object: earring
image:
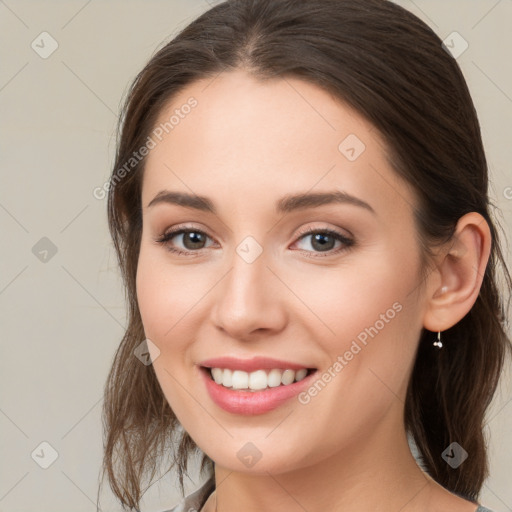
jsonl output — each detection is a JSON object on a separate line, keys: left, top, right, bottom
{"left": 433, "top": 331, "right": 443, "bottom": 349}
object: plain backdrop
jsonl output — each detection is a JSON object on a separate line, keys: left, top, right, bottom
{"left": 0, "top": 1, "right": 511, "bottom": 511}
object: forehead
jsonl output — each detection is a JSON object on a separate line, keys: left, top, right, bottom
{"left": 141, "top": 69, "right": 415, "bottom": 223}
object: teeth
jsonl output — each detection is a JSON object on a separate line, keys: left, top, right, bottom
{"left": 209, "top": 367, "right": 309, "bottom": 391}
{"left": 268, "top": 368, "right": 283, "bottom": 387}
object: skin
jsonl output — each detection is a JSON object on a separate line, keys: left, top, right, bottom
{"left": 136, "top": 69, "right": 491, "bottom": 512}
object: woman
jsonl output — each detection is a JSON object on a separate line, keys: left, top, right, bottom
{"left": 100, "top": 1, "right": 511, "bottom": 511}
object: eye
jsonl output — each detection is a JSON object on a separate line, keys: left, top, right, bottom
{"left": 291, "top": 226, "right": 354, "bottom": 257}
{"left": 155, "top": 226, "right": 215, "bottom": 256}
{"left": 154, "top": 224, "right": 355, "bottom": 257}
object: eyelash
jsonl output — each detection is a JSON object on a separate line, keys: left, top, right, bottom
{"left": 154, "top": 224, "right": 355, "bottom": 258}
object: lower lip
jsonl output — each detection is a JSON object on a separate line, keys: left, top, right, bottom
{"left": 199, "top": 367, "right": 317, "bottom": 415}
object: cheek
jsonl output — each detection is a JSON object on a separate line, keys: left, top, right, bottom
{"left": 135, "top": 246, "right": 213, "bottom": 351}
{"left": 295, "top": 245, "right": 422, "bottom": 394}
{"left": 135, "top": 249, "right": 201, "bottom": 417}
{"left": 136, "top": 247, "right": 180, "bottom": 345}
{"left": 294, "top": 249, "right": 417, "bottom": 343}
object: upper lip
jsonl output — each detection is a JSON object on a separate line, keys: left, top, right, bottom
{"left": 198, "top": 356, "right": 315, "bottom": 372}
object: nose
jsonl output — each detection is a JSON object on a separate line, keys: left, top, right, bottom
{"left": 210, "top": 248, "right": 288, "bottom": 340}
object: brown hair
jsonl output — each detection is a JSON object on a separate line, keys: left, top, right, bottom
{"left": 100, "top": 0, "right": 512, "bottom": 509}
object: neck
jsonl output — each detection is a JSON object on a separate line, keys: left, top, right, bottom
{"left": 209, "top": 406, "right": 435, "bottom": 512}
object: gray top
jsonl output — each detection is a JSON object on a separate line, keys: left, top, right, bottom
{"left": 161, "top": 477, "right": 215, "bottom": 512}
{"left": 160, "top": 477, "right": 496, "bottom": 512}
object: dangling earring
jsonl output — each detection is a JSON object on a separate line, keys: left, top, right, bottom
{"left": 433, "top": 331, "right": 443, "bottom": 349}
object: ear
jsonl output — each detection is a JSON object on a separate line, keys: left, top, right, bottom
{"left": 423, "top": 212, "right": 492, "bottom": 331}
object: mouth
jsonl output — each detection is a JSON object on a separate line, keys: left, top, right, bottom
{"left": 198, "top": 363, "right": 319, "bottom": 415}
{"left": 200, "top": 366, "right": 317, "bottom": 392}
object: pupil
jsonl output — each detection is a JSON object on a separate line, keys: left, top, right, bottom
{"left": 185, "top": 232, "right": 205, "bottom": 249}
{"left": 312, "top": 233, "right": 334, "bottom": 251}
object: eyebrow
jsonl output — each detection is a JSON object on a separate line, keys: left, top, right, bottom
{"left": 147, "top": 190, "right": 376, "bottom": 215}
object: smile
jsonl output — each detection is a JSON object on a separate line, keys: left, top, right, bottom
{"left": 199, "top": 365, "right": 318, "bottom": 415}
{"left": 208, "top": 367, "right": 314, "bottom": 391}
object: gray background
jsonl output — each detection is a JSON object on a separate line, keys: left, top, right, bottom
{"left": 0, "top": 1, "right": 511, "bottom": 511}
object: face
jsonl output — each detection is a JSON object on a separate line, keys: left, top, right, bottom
{"left": 136, "top": 69, "right": 428, "bottom": 474}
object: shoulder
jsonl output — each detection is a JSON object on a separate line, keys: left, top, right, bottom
{"left": 159, "top": 476, "right": 216, "bottom": 512}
